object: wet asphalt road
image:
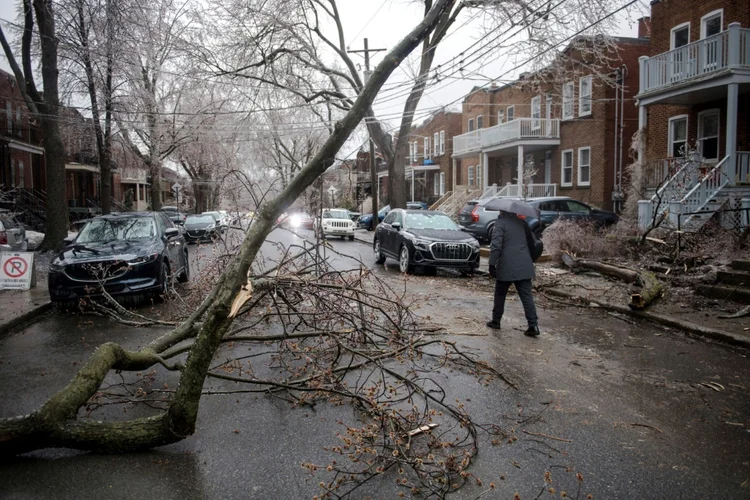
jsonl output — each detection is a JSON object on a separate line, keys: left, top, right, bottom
{"left": 1, "top": 226, "right": 749, "bottom": 499}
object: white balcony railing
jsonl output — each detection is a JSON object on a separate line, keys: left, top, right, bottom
{"left": 452, "top": 118, "right": 560, "bottom": 156}
{"left": 640, "top": 23, "right": 750, "bottom": 94}
{"left": 453, "top": 129, "right": 481, "bottom": 156}
{"left": 481, "top": 118, "right": 560, "bottom": 150}
{"left": 481, "top": 182, "right": 557, "bottom": 200}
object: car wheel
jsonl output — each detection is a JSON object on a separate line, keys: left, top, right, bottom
{"left": 373, "top": 239, "right": 386, "bottom": 264}
{"left": 534, "top": 228, "right": 543, "bottom": 240}
{"left": 177, "top": 250, "right": 190, "bottom": 283}
{"left": 159, "top": 262, "right": 172, "bottom": 299}
{"left": 486, "top": 224, "right": 494, "bottom": 243}
{"left": 399, "top": 245, "right": 413, "bottom": 274}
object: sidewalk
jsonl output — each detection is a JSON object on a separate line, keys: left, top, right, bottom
{"left": 0, "top": 254, "right": 52, "bottom": 336}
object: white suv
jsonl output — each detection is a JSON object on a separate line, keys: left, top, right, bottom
{"left": 316, "top": 208, "right": 355, "bottom": 240}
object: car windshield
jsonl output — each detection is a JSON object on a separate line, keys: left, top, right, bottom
{"left": 76, "top": 217, "right": 155, "bottom": 243}
{"left": 405, "top": 212, "right": 458, "bottom": 230}
{"left": 323, "top": 210, "right": 349, "bottom": 219}
{"left": 379, "top": 205, "right": 390, "bottom": 215}
{"left": 186, "top": 215, "right": 215, "bottom": 224}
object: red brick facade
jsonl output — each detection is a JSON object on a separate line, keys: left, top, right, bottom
{"left": 642, "top": 1, "right": 750, "bottom": 169}
{"left": 455, "top": 37, "right": 649, "bottom": 210}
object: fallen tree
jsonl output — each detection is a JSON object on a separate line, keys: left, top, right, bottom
{"left": 0, "top": 0, "right": 460, "bottom": 458}
{"left": 561, "top": 253, "right": 663, "bottom": 310}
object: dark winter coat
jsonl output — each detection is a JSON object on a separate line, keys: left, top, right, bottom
{"left": 489, "top": 212, "right": 535, "bottom": 282}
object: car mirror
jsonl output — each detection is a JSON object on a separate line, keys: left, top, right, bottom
{"left": 63, "top": 236, "right": 74, "bottom": 245}
{"left": 165, "top": 228, "right": 179, "bottom": 239}
{"left": 391, "top": 222, "right": 401, "bottom": 231}
{"left": 458, "top": 226, "right": 466, "bottom": 231}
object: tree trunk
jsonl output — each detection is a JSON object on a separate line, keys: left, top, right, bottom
{"left": 34, "top": 0, "right": 70, "bottom": 250}
{"left": 149, "top": 164, "right": 162, "bottom": 211}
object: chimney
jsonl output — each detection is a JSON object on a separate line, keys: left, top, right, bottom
{"left": 490, "top": 81, "right": 497, "bottom": 89}
{"left": 638, "top": 17, "right": 651, "bottom": 38}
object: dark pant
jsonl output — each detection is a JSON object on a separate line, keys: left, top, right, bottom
{"left": 492, "top": 279, "right": 538, "bottom": 328}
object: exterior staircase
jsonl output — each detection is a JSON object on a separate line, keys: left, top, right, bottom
{"left": 698, "top": 260, "right": 750, "bottom": 304}
{"left": 432, "top": 186, "right": 483, "bottom": 218}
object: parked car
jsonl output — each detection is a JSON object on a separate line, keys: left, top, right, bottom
{"left": 458, "top": 196, "right": 619, "bottom": 241}
{"left": 0, "top": 210, "right": 27, "bottom": 251}
{"left": 48, "top": 212, "right": 189, "bottom": 304}
{"left": 184, "top": 214, "right": 221, "bottom": 243}
{"left": 373, "top": 209, "right": 480, "bottom": 275}
{"left": 288, "top": 212, "right": 314, "bottom": 230}
{"left": 161, "top": 206, "right": 179, "bottom": 213}
{"left": 345, "top": 210, "right": 361, "bottom": 222}
{"left": 316, "top": 208, "right": 355, "bottom": 240}
{"left": 358, "top": 205, "right": 390, "bottom": 230}
{"left": 202, "top": 211, "right": 228, "bottom": 232}
{"left": 407, "top": 201, "right": 428, "bottom": 210}
{"left": 167, "top": 212, "right": 187, "bottom": 226}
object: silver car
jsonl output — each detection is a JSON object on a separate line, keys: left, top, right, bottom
{"left": 0, "top": 212, "right": 27, "bottom": 251}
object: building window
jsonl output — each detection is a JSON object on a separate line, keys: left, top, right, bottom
{"left": 439, "top": 130, "right": 445, "bottom": 154}
{"left": 6, "top": 102, "right": 12, "bottom": 133}
{"left": 577, "top": 147, "right": 590, "bottom": 186}
{"left": 409, "top": 142, "right": 414, "bottom": 163}
{"left": 18, "top": 161, "right": 24, "bottom": 188}
{"left": 700, "top": 10, "right": 722, "bottom": 39}
{"left": 477, "top": 115, "right": 483, "bottom": 129}
{"left": 545, "top": 93, "right": 552, "bottom": 120}
{"left": 670, "top": 22, "right": 690, "bottom": 50}
{"left": 562, "top": 82, "right": 574, "bottom": 120}
{"left": 439, "top": 172, "right": 445, "bottom": 195}
{"left": 433, "top": 132, "right": 439, "bottom": 156}
{"left": 531, "top": 96, "right": 541, "bottom": 130}
{"left": 424, "top": 137, "right": 430, "bottom": 160}
{"left": 476, "top": 164, "right": 482, "bottom": 188}
{"left": 698, "top": 109, "right": 720, "bottom": 162}
{"left": 434, "top": 173, "right": 440, "bottom": 195}
{"left": 468, "top": 165, "right": 475, "bottom": 186}
{"left": 413, "top": 141, "right": 418, "bottom": 161}
{"left": 498, "top": 109, "right": 505, "bottom": 125}
{"left": 507, "top": 106, "right": 515, "bottom": 122}
{"left": 15, "top": 107, "right": 21, "bottom": 137}
{"left": 668, "top": 115, "right": 688, "bottom": 158}
{"left": 579, "top": 76, "right": 592, "bottom": 117}
{"left": 561, "top": 149, "right": 573, "bottom": 187}
{"left": 468, "top": 118, "right": 474, "bottom": 132}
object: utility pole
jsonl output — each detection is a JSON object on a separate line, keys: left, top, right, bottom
{"left": 349, "top": 38, "right": 386, "bottom": 231}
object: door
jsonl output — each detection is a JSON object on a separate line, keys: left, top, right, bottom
{"left": 701, "top": 10, "right": 723, "bottom": 72}
{"left": 380, "top": 211, "right": 397, "bottom": 256}
{"left": 544, "top": 151, "right": 552, "bottom": 185}
{"left": 159, "top": 214, "right": 180, "bottom": 269}
{"left": 698, "top": 110, "right": 720, "bottom": 163}
{"left": 387, "top": 210, "right": 405, "bottom": 255}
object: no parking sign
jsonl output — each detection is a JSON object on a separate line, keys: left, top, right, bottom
{"left": 0, "top": 252, "right": 34, "bottom": 290}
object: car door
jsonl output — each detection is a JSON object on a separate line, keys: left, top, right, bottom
{"left": 389, "top": 210, "right": 405, "bottom": 254}
{"left": 379, "top": 211, "right": 397, "bottom": 256}
{"left": 562, "top": 200, "right": 592, "bottom": 222}
{"left": 535, "top": 202, "right": 558, "bottom": 230}
{"left": 158, "top": 214, "right": 181, "bottom": 268}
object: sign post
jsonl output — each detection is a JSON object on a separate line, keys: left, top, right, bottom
{"left": 0, "top": 252, "right": 35, "bottom": 290}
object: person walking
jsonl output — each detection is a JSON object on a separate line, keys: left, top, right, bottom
{"left": 486, "top": 209, "right": 540, "bottom": 336}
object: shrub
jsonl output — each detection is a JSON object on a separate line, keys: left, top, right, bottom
{"left": 542, "top": 219, "right": 623, "bottom": 261}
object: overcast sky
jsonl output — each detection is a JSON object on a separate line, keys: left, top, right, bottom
{"left": 0, "top": 0, "right": 644, "bottom": 136}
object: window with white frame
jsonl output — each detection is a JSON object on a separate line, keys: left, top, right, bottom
{"left": 545, "top": 93, "right": 552, "bottom": 120}
{"left": 439, "top": 130, "right": 445, "bottom": 154}
{"left": 531, "top": 96, "right": 541, "bottom": 130}
{"left": 433, "top": 133, "right": 439, "bottom": 156}
{"left": 701, "top": 9, "right": 722, "bottom": 38}
{"left": 561, "top": 149, "right": 573, "bottom": 187}
{"left": 409, "top": 142, "right": 414, "bottom": 163}
{"left": 698, "top": 109, "right": 720, "bottom": 162}
{"left": 579, "top": 76, "right": 592, "bottom": 116}
{"left": 475, "top": 164, "right": 482, "bottom": 188}
{"left": 668, "top": 115, "right": 688, "bottom": 158}
{"left": 577, "top": 147, "right": 591, "bottom": 186}
{"left": 439, "top": 172, "right": 445, "bottom": 195}
{"left": 477, "top": 115, "right": 483, "bottom": 129}
{"left": 467, "top": 165, "right": 475, "bottom": 186}
{"left": 18, "top": 161, "right": 24, "bottom": 188}
{"left": 670, "top": 22, "right": 690, "bottom": 49}
{"left": 562, "top": 82, "right": 574, "bottom": 120}
{"left": 498, "top": 109, "right": 505, "bottom": 124}
{"left": 433, "top": 173, "right": 440, "bottom": 195}
{"left": 507, "top": 106, "right": 515, "bottom": 122}
{"left": 413, "top": 141, "right": 418, "bottom": 161}
{"left": 468, "top": 118, "right": 474, "bottom": 132}
{"left": 424, "top": 137, "right": 430, "bottom": 160}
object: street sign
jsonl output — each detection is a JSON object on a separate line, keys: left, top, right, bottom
{"left": 327, "top": 186, "right": 338, "bottom": 195}
{"left": 0, "top": 252, "right": 34, "bottom": 290}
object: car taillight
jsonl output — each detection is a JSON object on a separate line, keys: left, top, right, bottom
{"left": 0, "top": 231, "right": 6, "bottom": 244}
{"left": 517, "top": 215, "right": 526, "bottom": 220}
{"left": 470, "top": 205, "right": 479, "bottom": 223}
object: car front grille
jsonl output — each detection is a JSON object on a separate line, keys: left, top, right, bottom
{"left": 430, "top": 242, "right": 472, "bottom": 261}
{"left": 328, "top": 221, "right": 350, "bottom": 228}
{"left": 188, "top": 230, "right": 206, "bottom": 237}
{"left": 65, "top": 260, "right": 130, "bottom": 281}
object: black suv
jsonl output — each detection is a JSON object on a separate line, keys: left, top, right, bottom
{"left": 49, "top": 212, "right": 189, "bottom": 304}
{"left": 373, "top": 209, "right": 480, "bottom": 275}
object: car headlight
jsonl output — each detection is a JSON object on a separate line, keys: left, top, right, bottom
{"left": 467, "top": 239, "right": 480, "bottom": 248}
{"left": 50, "top": 261, "right": 65, "bottom": 272}
{"left": 130, "top": 253, "right": 159, "bottom": 265}
{"left": 413, "top": 239, "right": 431, "bottom": 249}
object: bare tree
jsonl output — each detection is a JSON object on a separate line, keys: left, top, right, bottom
{"left": 0, "top": 0, "right": 460, "bottom": 460}
{"left": 0, "top": 0, "right": 70, "bottom": 249}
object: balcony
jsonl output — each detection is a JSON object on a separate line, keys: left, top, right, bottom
{"left": 638, "top": 23, "right": 750, "bottom": 104}
{"left": 453, "top": 118, "right": 560, "bottom": 157}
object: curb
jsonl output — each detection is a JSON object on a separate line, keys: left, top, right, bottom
{"left": 543, "top": 288, "right": 750, "bottom": 349}
{"left": 0, "top": 301, "right": 53, "bottom": 337}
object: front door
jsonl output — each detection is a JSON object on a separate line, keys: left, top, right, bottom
{"left": 544, "top": 151, "right": 552, "bottom": 185}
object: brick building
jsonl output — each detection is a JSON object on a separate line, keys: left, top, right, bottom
{"left": 448, "top": 32, "right": 650, "bottom": 212}
{"left": 0, "top": 69, "right": 45, "bottom": 195}
{"left": 635, "top": 0, "right": 750, "bottom": 229}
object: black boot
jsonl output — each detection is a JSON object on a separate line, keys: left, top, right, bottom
{"left": 524, "top": 326, "right": 540, "bottom": 337}
{"left": 486, "top": 320, "right": 501, "bottom": 330}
